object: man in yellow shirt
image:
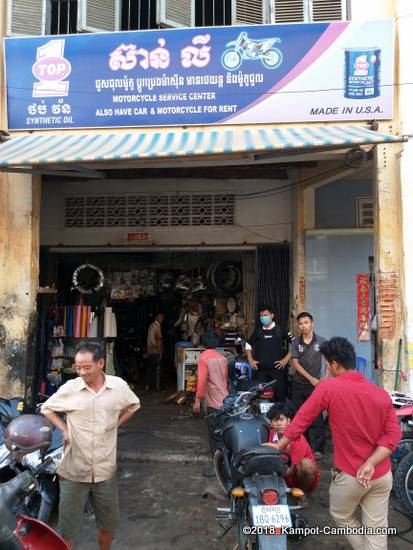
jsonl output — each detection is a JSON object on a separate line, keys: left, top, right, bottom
{"left": 41, "top": 342, "right": 140, "bottom": 550}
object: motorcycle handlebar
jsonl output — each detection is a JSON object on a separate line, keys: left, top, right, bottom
{"left": 208, "top": 379, "right": 278, "bottom": 418}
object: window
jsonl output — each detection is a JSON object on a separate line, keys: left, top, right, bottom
{"left": 64, "top": 193, "right": 236, "bottom": 228}
{"left": 195, "top": 0, "right": 232, "bottom": 27}
{"left": 121, "top": 0, "right": 157, "bottom": 30}
{"left": 356, "top": 197, "right": 374, "bottom": 228}
{"left": 50, "top": 0, "right": 78, "bottom": 35}
{"left": 273, "top": 0, "right": 347, "bottom": 23}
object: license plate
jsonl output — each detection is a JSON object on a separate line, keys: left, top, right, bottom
{"left": 252, "top": 505, "right": 292, "bottom": 528}
{"left": 259, "top": 401, "right": 273, "bottom": 414}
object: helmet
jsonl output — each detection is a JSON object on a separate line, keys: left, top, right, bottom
{"left": 4, "top": 414, "right": 53, "bottom": 455}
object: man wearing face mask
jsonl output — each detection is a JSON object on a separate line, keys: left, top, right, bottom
{"left": 245, "top": 305, "right": 291, "bottom": 402}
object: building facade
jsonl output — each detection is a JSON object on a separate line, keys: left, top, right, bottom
{"left": 0, "top": 0, "right": 411, "bottom": 398}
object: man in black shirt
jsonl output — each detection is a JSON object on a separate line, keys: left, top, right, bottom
{"left": 290, "top": 311, "right": 326, "bottom": 457}
{"left": 245, "top": 305, "right": 291, "bottom": 402}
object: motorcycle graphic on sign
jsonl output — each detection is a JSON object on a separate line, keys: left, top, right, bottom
{"left": 221, "top": 32, "right": 283, "bottom": 71}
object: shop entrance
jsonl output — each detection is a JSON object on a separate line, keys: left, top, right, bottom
{"left": 37, "top": 248, "right": 256, "bottom": 395}
{"left": 36, "top": 244, "right": 290, "bottom": 399}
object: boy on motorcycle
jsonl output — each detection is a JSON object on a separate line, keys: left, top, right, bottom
{"left": 267, "top": 403, "right": 320, "bottom": 496}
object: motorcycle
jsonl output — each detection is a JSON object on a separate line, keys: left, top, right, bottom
{"left": 389, "top": 392, "right": 413, "bottom": 518}
{"left": 389, "top": 391, "right": 413, "bottom": 468}
{"left": 0, "top": 414, "right": 68, "bottom": 550}
{"left": 221, "top": 31, "right": 282, "bottom": 71}
{"left": 0, "top": 389, "right": 63, "bottom": 523}
{"left": 229, "top": 358, "right": 277, "bottom": 415}
{"left": 0, "top": 459, "right": 68, "bottom": 549}
{"left": 213, "top": 381, "right": 308, "bottom": 549}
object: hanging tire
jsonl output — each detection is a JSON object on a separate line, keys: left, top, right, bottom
{"left": 393, "top": 451, "right": 413, "bottom": 518}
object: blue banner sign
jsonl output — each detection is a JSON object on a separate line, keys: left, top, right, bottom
{"left": 4, "top": 20, "right": 393, "bottom": 130}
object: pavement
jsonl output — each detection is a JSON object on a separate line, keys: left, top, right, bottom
{"left": 75, "top": 388, "right": 413, "bottom": 550}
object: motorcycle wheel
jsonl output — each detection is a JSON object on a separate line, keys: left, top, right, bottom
{"left": 214, "top": 450, "right": 230, "bottom": 496}
{"left": 262, "top": 48, "right": 282, "bottom": 69}
{"left": 236, "top": 498, "right": 257, "bottom": 550}
{"left": 222, "top": 50, "right": 242, "bottom": 71}
{"left": 392, "top": 436, "right": 413, "bottom": 471}
{"left": 393, "top": 451, "right": 413, "bottom": 518}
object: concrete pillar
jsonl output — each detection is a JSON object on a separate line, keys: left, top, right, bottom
{"left": 0, "top": 3, "right": 41, "bottom": 398}
{"left": 374, "top": 136, "right": 406, "bottom": 390}
{"left": 291, "top": 185, "right": 306, "bottom": 318}
{"left": 0, "top": 173, "right": 41, "bottom": 399}
{"left": 397, "top": 0, "right": 413, "bottom": 392}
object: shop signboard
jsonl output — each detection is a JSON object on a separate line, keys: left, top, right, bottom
{"left": 4, "top": 20, "right": 393, "bottom": 130}
{"left": 357, "top": 274, "right": 370, "bottom": 342}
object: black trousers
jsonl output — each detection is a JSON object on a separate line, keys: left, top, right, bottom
{"left": 206, "top": 407, "right": 224, "bottom": 455}
{"left": 292, "top": 382, "right": 325, "bottom": 453}
{"left": 145, "top": 354, "right": 160, "bottom": 388}
{"left": 251, "top": 368, "right": 287, "bottom": 402}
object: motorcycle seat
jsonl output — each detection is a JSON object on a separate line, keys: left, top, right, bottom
{"left": 232, "top": 446, "right": 289, "bottom": 477}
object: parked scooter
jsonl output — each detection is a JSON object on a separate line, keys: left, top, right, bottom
{"left": 390, "top": 392, "right": 413, "bottom": 518}
{"left": 0, "top": 385, "right": 63, "bottom": 523}
{"left": 213, "top": 381, "right": 308, "bottom": 549}
{"left": 0, "top": 415, "right": 68, "bottom": 549}
{"left": 221, "top": 31, "right": 282, "bottom": 71}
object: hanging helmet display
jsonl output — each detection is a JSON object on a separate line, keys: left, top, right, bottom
{"left": 175, "top": 274, "right": 191, "bottom": 294}
{"left": 4, "top": 414, "right": 53, "bottom": 455}
{"left": 158, "top": 272, "right": 175, "bottom": 294}
{"left": 72, "top": 264, "right": 104, "bottom": 294}
{"left": 190, "top": 275, "right": 207, "bottom": 293}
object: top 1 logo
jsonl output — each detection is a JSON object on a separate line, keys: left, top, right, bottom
{"left": 32, "top": 39, "right": 71, "bottom": 97}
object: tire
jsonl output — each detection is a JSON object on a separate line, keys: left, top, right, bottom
{"left": 222, "top": 50, "right": 242, "bottom": 71}
{"left": 236, "top": 498, "right": 258, "bottom": 550}
{"left": 393, "top": 451, "right": 413, "bottom": 518}
{"left": 392, "top": 437, "right": 413, "bottom": 470}
{"left": 261, "top": 48, "right": 282, "bottom": 69}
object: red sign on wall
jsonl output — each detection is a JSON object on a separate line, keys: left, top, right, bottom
{"left": 357, "top": 274, "right": 370, "bottom": 342}
{"left": 127, "top": 232, "right": 149, "bottom": 241}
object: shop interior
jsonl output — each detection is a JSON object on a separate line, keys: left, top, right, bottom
{"left": 36, "top": 249, "right": 257, "bottom": 397}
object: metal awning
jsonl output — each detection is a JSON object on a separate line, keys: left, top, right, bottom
{"left": 0, "top": 125, "right": 403, "bottom": 168}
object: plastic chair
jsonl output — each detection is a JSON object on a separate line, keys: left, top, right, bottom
{"left": 356, "top": 356, "right": 367, "bottom": 375}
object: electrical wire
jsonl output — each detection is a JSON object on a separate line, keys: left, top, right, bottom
{"left": 1, "top": 82, "right": 410, "bottom": 96}
{"left": 234, "top": 163, "right": 349, "bottom": 200}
